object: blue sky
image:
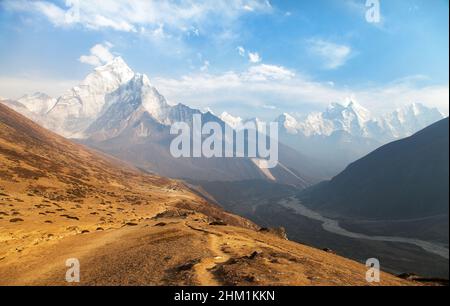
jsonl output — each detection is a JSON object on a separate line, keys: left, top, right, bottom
{"left": 0, "top": 0, "right": 448, "bottom": 119}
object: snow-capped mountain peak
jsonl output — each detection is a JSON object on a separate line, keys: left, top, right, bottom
{"left": 377, "top": 102, "right": 444, "bottom": 138}
{"left": 397, "top": 102, "right": 442, "bottom": 121}
{"left": 277, "top": 101, "right": 444, "bottom": 140}
{"left": 17, "top": 92, "right": 56, "bottom": 115}
{"left": 277, "top": 113, "right": 299, "bottom": 134}
{"left": 220, "top": 112, "right": 243, "bottom": 129}
{"left": 296, "top": 112, "right": 334, "bottom": 136}
{"left": 4, "top": 54, "right": 444, "bottom": 149}
{"left": 138, "top": 74, "right": 172, "bottom": 124}
{"left": 76, "top": 57, "right": 135, "bottom": 104}
{"left": 408, "top": 102, "right": 428, "bottom": 115}
{"left": 102, "top": 72, "right": 170, "bottom": 119}
{"left": 44, "top": 57, "right": 136, "bottom": 137}
{"left": 19, "top": 92, "right": 51, "bottom": 100}
{"left": 346, "top": 100, "right": 372, "bottom": 123}
{"left": 323, "top": 101, "right": 371, "bottom": 136}
{"left": 90, "top": 56, "right": 135, "bottom": 84}
{"left": 324, "top": 100, "right": 371, "bottom": 124}
{"left": 84, "top": 71, "right": 171, "bottom": 139}
{"left": 78, "top": 56, "right": 135, "bottom": 99}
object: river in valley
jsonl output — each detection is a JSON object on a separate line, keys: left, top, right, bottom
{"left": 279, "top": 197, "right": 449, "bottom": 260}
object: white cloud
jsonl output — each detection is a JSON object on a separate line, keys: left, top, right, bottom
{"left": 237, "top": 46, "right": 246, "bottom": 57}
{"left": 153, "top": 69, "right": 343, "bottom": 114}
{"left": 91, "top": 14, "right": 136, "bottom": 32}
{"left": 237, "top": 47, "right": 263, "bottom": 64}
{"left": 33, "top": 1, "right": 67, "bottom": 25}
{"left": 78, "top": 55, "right": 103, "bottom": 67}
{"left": 79, "top": 42, "right": 115, "bottom": 67}
{"left": 2, "top": 0, "right": 272, "bottom": 34}
{"left": 244, "top": 64, "right": 295, "bottom": 81}
{"left": 248, "top": 52, "right": 262, "bottom": 63}
{"left": 152, "top": 68, "right": 449, "bottom": 118}
{"left": 308, "top": 39, "right": 352, "bottom": 69}
{"left": 356, "top": 81, "right": 449, "bottom": 116}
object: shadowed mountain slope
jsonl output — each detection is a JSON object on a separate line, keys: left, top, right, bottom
{"left": 300, "top": 118, "right": 449, "bottom": 220}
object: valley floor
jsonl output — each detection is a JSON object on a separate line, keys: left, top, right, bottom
{"left": 279, "top": 197, "right": 449, "bottom": 260}
{"left": 193, "top": 180, "right": 449, "bottom": 279}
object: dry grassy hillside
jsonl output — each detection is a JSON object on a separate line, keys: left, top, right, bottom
{"left": 0, "top": 103, "right": 411, "bottom": 286}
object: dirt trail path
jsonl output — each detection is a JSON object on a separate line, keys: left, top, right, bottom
{"left": 193, "top": 232, "right": 230, "bottom": 286}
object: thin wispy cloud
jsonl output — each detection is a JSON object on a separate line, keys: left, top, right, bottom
{"left": 244, "top": 64, "right": 295, "bottom": 81}
{"left": 308, "top": 39, "right": 352, "bottom": 69}
{"left": 152, "top": 68, "right": 449, "bottom": 117}
{"left": 1, "top": 0, "right": 272, "bottom": 34}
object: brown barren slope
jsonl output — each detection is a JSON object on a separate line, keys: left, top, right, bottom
{"left": 0, "top": 103, "right": 411, "bottom": 286}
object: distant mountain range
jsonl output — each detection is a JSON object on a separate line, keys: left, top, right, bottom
{"left": 276, "top": 101, "right": 443, "bottom": 141}
{"left": 299, "top": 117, "right": 449, "bottom": 221}
{"left": 0, "top": 57, "right": 444, "bottom": 183}
{"left": 0, "top": 58, "right": 327, "bottom": 187}
{"left": 221, "top": 100, "right": 444, "bottom": 174}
